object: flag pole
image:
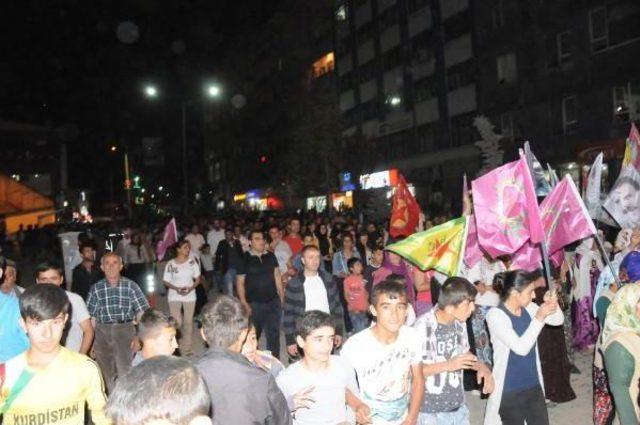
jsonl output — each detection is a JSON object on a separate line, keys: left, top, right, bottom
{"left": 594, "top": 233, "right": 622, "bottom": 287}
{"left": 539, "top": 241, "right": 554, "bottom": 290}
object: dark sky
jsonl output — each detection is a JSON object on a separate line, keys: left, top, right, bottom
{"left": 0, "top": 0, "right": 280, "bottom": 194}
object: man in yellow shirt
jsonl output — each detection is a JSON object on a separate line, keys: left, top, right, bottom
{"left": 0, "top": 284, "right": 109, "bottom": 425}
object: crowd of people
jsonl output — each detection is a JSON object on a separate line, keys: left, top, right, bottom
{"left": 1, "top": 211, "right": 640, "bottom": 425}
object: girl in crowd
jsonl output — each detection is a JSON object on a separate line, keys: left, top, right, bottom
{"left": 572, "top": 238, "right": 603, "bottom": 350}
{"left": 315, "top": 223, "right": 333, "bottom": 272}
{"left": 163, "top": 239, "right": 202, "bottom": 356}
{"left": 484, "top": 269, "right": 563, "bottom": 425}
{"left": 601, "top": 284, "right": 640, "bottom": 425}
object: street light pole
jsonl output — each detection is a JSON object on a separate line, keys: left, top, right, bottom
{"left": 181, "top": 102, "right": 189, "bottom": 212}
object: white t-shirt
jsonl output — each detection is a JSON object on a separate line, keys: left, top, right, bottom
{"left": 185, "top": 233, "right": 205, "bottom": 257}
{"left": 164, "top": 258, "right": 201, "bottom": 302}
{"left": 274, "top": 240, "right": 293, "bottom": 274}
{"left": 303, "top": 275, "right": 330, "bottom": 314}
{"left": 206, "top": 229, "right": 225, "bottom": 258}
{"left": 341, "top": 326, "right": 423, "bottom": 425}
{"left": 64, "top": 290, "right": 91, "bottom": 352}
{"left": 475, "top": 290, "right": 500, "bottom": 307}
{"left": 200, "top": 252, "right": 214, "bottom": 272}
{"left": 276, "top": 356, "right": 357, "bottom": 425}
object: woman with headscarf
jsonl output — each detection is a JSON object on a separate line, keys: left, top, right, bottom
{"left": 601, "top": 284, "right": 640, "bottom": 425}
{"left": 372, "top": 251, "right": 416, "bottom": 308}
{"left": 571, "top": 237, "right": 603, "bottom": 350}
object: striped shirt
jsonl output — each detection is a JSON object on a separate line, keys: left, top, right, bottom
{"left": 86, "top": 277, "right": 149, "bottom": 324}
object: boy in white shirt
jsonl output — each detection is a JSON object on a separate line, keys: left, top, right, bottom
{"left": 277, "top": 310, "right": 362, "bottom": 424}
{"left": 341, "top": 280, "right": 424, "bottom": 425}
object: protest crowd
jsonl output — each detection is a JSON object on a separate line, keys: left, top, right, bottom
{"left": 3, "top": 125, "right": 640, "bottom": 425}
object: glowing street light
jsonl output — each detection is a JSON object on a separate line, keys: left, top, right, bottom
{"left": 144, "top": 85, "right": 158, "bottom": 98}
{"left": 206, "top": 84, "right": 221, "bottom": 98}
{"left": 158, "top": 186, "right": 164, "bottom": 191}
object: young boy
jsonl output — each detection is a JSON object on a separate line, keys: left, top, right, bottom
{"left": 276, "top": 310, "right": 360, "bottom": 424}
{"left": 132, "top": 309, "right": 179, "bottom": 366}
{"left": 0, "top": 284, "right": 109, "bottom": 425}
{"left": 341, "top": 280, "right": 424, "bottom": 425}
{"left": 344, "top": 258, "right": 369, "bottom": 333}
{"left": 413, "top": 277, "right": 494, "bottom": 425}
{"left": 364, "top": 245, "right": 383, "bottom": 294}
{"left": 107, "top": 356, "right": 211, "bottom": 425}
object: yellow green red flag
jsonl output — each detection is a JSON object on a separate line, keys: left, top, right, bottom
{"left": 386, "top": 216, "right": 468, "bottom": 276}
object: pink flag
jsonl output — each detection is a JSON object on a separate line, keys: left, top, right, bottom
{"left": 463, "top": 215, "right": 484, "bottom": 268}
{"left": 156, "top": 218, "right": 177, "bottom": 261}
{"left": 511, "top": 241, "right": 542, "bottom": 271}
{"left": 471, "top": 154, "right": 544, "bottom": 258}
{"left": 540, "top": 175, "right": 597, "bottom": 255}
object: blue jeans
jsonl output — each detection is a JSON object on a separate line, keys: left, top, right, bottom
{"left": 250, "top": 298, "right": 282, "bottom": 359}
{"left": 223, "top": 268, "right": 237, "bottom": 296}
{"left": 349, "top": 311, "right": 369, "bottom": 333}
{"left": 418, "top": 405, "right": 469, "bottom": 425}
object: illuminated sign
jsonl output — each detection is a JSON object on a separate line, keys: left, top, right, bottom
{"left": 233, "top": 193, "right": 247, "bottom": 201}
{"left": 359, "top": 169, "right": 399, "bottom": 190}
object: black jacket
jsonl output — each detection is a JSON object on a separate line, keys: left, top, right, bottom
{"left": 214, "top": 239, "right": 243, "bottom": 274}
{"left": 283, "top": 270, "right": 345, "bottom": 345}
{"left": 195, "top": 347, "right": 291, "bottom": 425}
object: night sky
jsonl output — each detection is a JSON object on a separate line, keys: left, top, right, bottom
{"left": 0, "top": 0, "right": 280, "bottom": 196}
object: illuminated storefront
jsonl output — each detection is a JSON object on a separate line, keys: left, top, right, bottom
{"left": 359, "top": 169, "right": 399, "bottom": 190}
{"left": 331, "top": 191, "right": 354, "bottom": 210}
{"left": 306, "top": 196, "right": 328, "bottom": 212}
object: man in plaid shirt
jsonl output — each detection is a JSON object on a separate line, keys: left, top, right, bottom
{"left": 87, "top": 252, "right": 149, "bottom": 393}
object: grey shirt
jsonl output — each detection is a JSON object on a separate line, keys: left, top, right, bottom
{"left": 195, "top": 347, "right": 292, "bottom": 425}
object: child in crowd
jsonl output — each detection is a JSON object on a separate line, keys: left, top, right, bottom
{"left": 241, "top": 323, "right": 284, "bottom": 378}
{"left": 276, "top": 310, "right": 363, "bottom": 424}
{"left": 132, "top": 309, "right": 179, "bottom": 366}
{"left": 344, "top": 258, "right": 370, "bottom": 333}
{"left": 341, "top": 280, "right": 424, "bottom": 425}
{"left": 200, "top": 244, "right": 215, "bottom": 293}
{"left": 0, "top": 284, "right": 109, "bottom": 425}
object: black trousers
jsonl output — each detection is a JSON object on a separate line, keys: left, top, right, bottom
{"left": 499, "top": 386, "right": 549, "bottom": 425}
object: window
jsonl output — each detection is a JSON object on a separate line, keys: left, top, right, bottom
{"left": 357, "top": 22, "right": 375, "bottom": 44}
{"left": 379, "top": 6, "right": 398, "bottom": 31}
{"left": 311, "top": 52, "right": 335, "bottom": 79}
{"left": 589, "top": 7, "right": 608, "bottom": 51}
{"left": 383, "top": 47, "right": 403, "bottom": 70}
{"left": 384, "top": 94, "right": 403, "bottom": 111}
{"left": 361, "top": 99, "right": 380, "bottom": 121}
{"left": 546, "top": 32, "right": 572, "bottom": 68}
{"left": 358, "top": 60, "right": 377, "bottom": 83}
{"left": 408, "top": 0, "right": 429, "bottom": 14}
{"left": 498, "top": 113, "right": 513, "bottom": 136}
{"left": 492, "top": 1, "right": 504, "bottom": 28}
{"left": 335, "top": 4, "right": 348, "bottom": 22}
{"left": 340, "top": 72, "right": 355, "bottom": 91}
{"left": 444, "top": 10, "right": 470, "bottom": 41}
{"left": 589, "top": 2, "right": 640, "bottom": 52}
{"left": 411, "top": 31, "right": 433, "bottom": 65}
{"left": 450, "top": 117, "right": 473, "bottom": 147}
{"left": 562, "top": 95, "right": 578, "bottom": 134}
{"left": 414, "top": 76, "right": 436, "bottom": 102}
{"left": 496, "top": 52, "right": 517, "bottom": 84}
{"left": 447, "top": 64, "right": 475, "bottom": 90}
{"left": 416, "top": 124, "right": 436, "bottom": 153}
{"left": 613, "top": 82, "right": 640, "bottom": 122}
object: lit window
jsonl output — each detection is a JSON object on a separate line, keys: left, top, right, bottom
{"left": 613, "top": 82, "right": 640, "bottom": 122}
{"left": 336, "top": 4, "right": 347, "bottom": 22}
{"left": 311, "top": 52, "right": 335, "bottom": 79}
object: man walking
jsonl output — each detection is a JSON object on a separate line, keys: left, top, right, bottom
{"left": 236, "top": 230, "right": 284, "bottom": 358}
{"left": 283, "top": 245, "right": 344, "bottom": 357}
{"left": 86, "top": 252, "right": 149, "bottom": 393}
{"left": 71, "top": 241, "right": 103, "bottom": 300}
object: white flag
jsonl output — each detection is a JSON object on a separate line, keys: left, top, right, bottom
{"left": 585, "top": 153, "right": 603, "bottom": 219}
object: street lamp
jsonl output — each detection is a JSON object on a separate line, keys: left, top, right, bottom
{"left": 206, "top": 84, "right": 221, "bottom": 98}
{"left": 144, "top": 85, "right": 158, "bottom": 98}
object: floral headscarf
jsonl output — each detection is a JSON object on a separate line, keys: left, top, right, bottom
{"left": 602, "top": 284, "right": 640, "bottom": 348}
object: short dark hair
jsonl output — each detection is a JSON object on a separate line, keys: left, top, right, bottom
{"left": 35, "top": 261, "right": 64, "bottom": 277}
{"left": 296, "top": 310, "right": 335, "bottom": 340}
{"left": 106, "top": 356, "right": 210, "bottom": 425}
{"left": 19, "top": 284, "right": 70, "bottom": 320}
{"left": 372, "top": 244, "right": 384, "bottom": 253}
{"left": 249, "top": 229, "right": 264, "bottom": 240}
{"left": 347, "top": 257, "right": 362, "bottom": 271}
{"left": 301, "top": 244, "right": 320, "bottom": 257}
{"left": 79, "top": 241, "right": 96, "bottom": 252}
{"left": 371, "top": 280, "right": 407, "bottom": 306}
{"left": 200, "top": 295, "right": 249, "bottom": 348}
{"left": 437, "top": 277, "right": 478, "bottom": 308}
{"left": 137, "top": 309, "right": 177, "bottom": 341}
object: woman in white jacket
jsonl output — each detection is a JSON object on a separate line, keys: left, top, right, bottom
{"left": 484, "top": 269, "right": 564, "bottom": 425}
